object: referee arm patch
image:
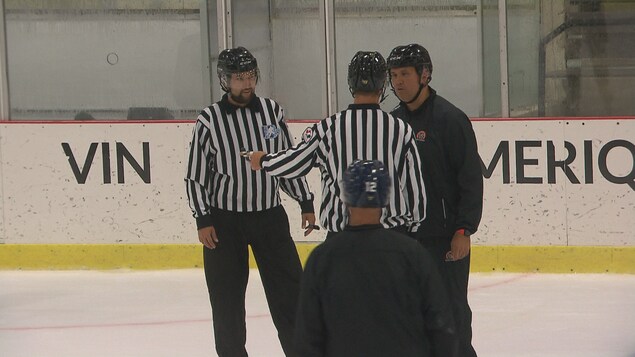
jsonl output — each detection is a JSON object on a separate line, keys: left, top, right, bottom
{"left": 301, "top": 127, "right": 314, "bottom": 143}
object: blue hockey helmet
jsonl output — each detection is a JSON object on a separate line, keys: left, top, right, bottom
{"left": 342, "top": 160, "right": 391, "bottom": 208}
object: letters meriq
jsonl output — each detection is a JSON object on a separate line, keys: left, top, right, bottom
{"left": 481, "top": 139, "right": 635, "bottom": 190}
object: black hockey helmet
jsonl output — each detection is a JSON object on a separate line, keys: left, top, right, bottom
{"left": 347, "top": 51, "right": 387, "bottom": 95}
{"left": 342, "top": 160, "right": 391, "bottom": 208}
{"left": 217, "top": 46, "right": 259, "bottom": 92}
{"left": 386, "top": 44, "right": 433, "bottom": 75}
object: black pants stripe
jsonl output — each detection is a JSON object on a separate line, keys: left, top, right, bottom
{"left": 203, "top": 206, "right": 302, "bottom": 357}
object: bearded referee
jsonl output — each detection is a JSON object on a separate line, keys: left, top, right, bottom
{"left": 185, "top": 46, "right": 316, "bottom": 357}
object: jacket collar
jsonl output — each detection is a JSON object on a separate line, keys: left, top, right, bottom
{"left": 219, "top": 93, "right": 262, "bottom": 114}
{"left": 400, "top": 86, "right": 436, "bottom": 115}
{"left": 347, "top": 103, "right": 381, "bottom": 110}
{"left": 344, "top": 223, "right": 383, "bottom": 231}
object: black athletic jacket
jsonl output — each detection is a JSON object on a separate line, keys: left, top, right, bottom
{"left": 294, "top": 224, "right": 458, "bottom": 357}
{"left": 391, "top": 87, "right": 483, "bottom": 239}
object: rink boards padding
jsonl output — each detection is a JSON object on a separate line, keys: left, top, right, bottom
{"left": 0, "top": 117, "right": 633, "bottom": 271}
{"left": 0, "top": 244, "right": 634, "bottom": 274}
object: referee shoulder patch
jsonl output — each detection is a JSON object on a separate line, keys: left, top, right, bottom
{"left": 302, "top": 127, "right": 315, "bottom": 143}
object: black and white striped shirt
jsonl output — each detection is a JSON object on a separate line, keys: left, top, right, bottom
{"left": 185, "top": 94, "right": 314, "bottom": 229}
{"left": 261, "top": 103, "right": 426, "bottom": 232}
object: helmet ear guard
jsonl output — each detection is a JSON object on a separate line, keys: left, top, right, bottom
{"left": 217, "top": 47, "right": 259, "bottom": 92}
{"left": 218, "top": 71, "right": 231, "bottom": 92}
{"left": 342, "top": 160, "right": 391, "bottom": 208}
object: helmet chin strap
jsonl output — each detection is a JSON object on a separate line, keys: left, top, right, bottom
{"left": 403, "top": 82, "right": 425, "bottom": 104}
{"left": 390, "top": 72, "right": 428, "bottom": 104}
{"left": 379, "top": 86, "right": 388, "bottom": 103}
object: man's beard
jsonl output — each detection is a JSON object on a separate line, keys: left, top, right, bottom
{"left": 230, "top": 90, "right": 254, "bottom": 104}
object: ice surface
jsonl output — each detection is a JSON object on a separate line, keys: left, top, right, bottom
{"left": 1, "top": 270, "right": 634, "bottom": 357}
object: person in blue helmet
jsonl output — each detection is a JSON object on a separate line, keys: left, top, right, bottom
{"left": 294, "top": 160, "right": 458, "bottom": 357}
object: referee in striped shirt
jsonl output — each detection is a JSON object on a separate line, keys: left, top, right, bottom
{"left": 249, "top": 51, "right": 426, "bottom": 235}
{"left": 185, "top": 47, "right": 316, "bottom": 357}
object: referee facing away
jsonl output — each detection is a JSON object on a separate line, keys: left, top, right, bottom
{"left": 249, "top": 51, "right": 426, "bottom": 235}
{"left": 185, "top": 46, "right": 316, "bottom": 357}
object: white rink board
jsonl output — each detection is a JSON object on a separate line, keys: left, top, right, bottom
{"left": 0, "top": 118, "right": 633, "bottom": 246}
{"left": 0, "top": 121, "right": 325, "bottom": 244}
{"left": 475, "top": 118, "right": 634, "bottom": 246}
{"left": 0, "top": 123, "right": 195, "bottom": 244}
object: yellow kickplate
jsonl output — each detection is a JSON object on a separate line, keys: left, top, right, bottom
{"left": 1, "top": 244, "right": 633, "bottom": 273}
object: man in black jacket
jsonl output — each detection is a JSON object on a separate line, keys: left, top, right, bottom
{"left": 387, "top": 43, "right": 484, "bottom": 357}
{"left": 294, "top": 160, "right": 457, "bottom": 357}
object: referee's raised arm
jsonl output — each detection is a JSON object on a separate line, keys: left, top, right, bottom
{"left": 249, "top": 51, "right": 426, "bottom": 234}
